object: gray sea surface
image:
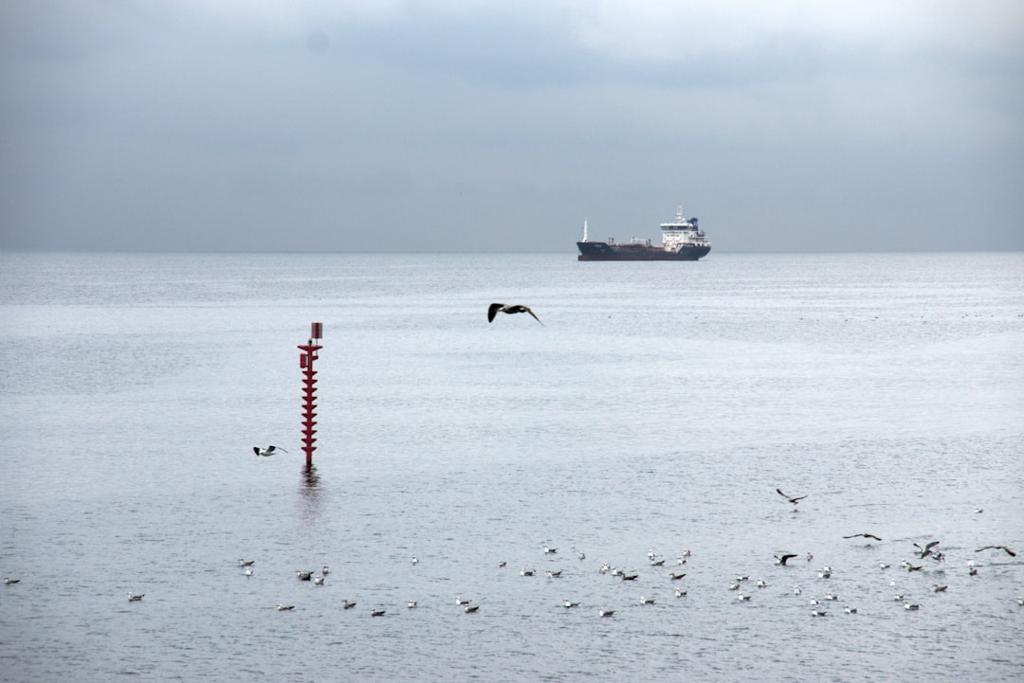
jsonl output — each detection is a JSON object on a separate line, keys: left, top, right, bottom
{"left": 1, "top": 251, "right": 1022, "bottom": 682}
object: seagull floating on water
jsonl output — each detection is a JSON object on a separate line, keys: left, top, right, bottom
{"left": 342, "top": 600, "right": 357, "bottom": 609}
{"left": 563, "top": 600, "right": 580, "bottom": 608}
{"left": 371, "top": 609, "right": 386, "bottom": 617}
{"left": 932, "top": 584, "right": 948, "bottom": 593}
{"left": 904, "top": 602, "right": 920, "bottom": 611}
{"left": 599, "top": 609, "right": 615, "bottom": 617}
{"left": 296, "top": 571, "right": 313, "bottom": 581}
{"left": 276, "top": 604, "right": 295, "bottom": 611}
{"left": 407, "top": 601, "right": 417, "bottom": 609}
{"left": 844, "top": 606, "right": 858, "bottom": 614}
{"left": 674, "top": 589, "right": 688, "bottom": 598}
{"left": 975, "top": 545, "right": 1017, "bottom": 557}
{"left": 488, "top": 303, "right": 543, "bottom": 325}
{"left": 547, "top": 570, "right": 562, "bottom": 578}
{"left": 456, "top": 597, "right": 471, "bottom": 605}
{"left": 640, "top": 596, "right": 655, "bottom": 605}
{"left": 253, "top": 445, "right": 287, "bottom": 457}
{"left": 244, "top": 568, "right": 253, "bottom": 577}
{"left": 669, "top": 572, "right": 686, "bottom": 581}
{"left": 521, "top": 569, "right": 535, "bottom": 577}
{"left": 238, "top": 559, "right": 255, "bottom": 567}
{"left": 3, "top": 578, "right": 20, "bottom": 585}
{"left": 313, "top": 576, "right": 325, "bottom": 586}
{"left": 127, "top": 592, "right": 144, "bottom": 602}
{"left": 464, "top": 604, "right": 479, "bottom": 613}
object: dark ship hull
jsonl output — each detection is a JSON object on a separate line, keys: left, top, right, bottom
{"left": 577, "top": 241, "right": 710, "bottom": 261}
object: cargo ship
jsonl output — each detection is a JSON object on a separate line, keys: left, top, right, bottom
{"left": 576, "top": 206, "right": 711, "bottom": 261}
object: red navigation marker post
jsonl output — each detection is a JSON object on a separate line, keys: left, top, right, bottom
{"left": 298, "top": 322, "right": 323, "bottom": 467}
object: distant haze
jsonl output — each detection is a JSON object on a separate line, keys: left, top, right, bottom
{"left": 1, "top": 1, "right": 1022, "bottom": 253}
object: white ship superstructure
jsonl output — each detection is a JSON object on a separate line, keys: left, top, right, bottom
{"left": 659, "top": 206, "right": 710, "bottom": 252}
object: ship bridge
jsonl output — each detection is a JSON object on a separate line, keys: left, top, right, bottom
{"left": 660, "top": 205, "right": 709, "bottom": 251}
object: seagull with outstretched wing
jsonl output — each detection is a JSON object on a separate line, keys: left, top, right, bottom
{"left": 774, "top": 553, "right": 798, "bottom": 566}
{"left": 488, "top": 303, "right": 543, "bottom": 325}
{"left": 776, "top": 488, "right": 807, "bottom": 505}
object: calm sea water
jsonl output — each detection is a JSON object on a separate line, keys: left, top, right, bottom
{"left": 1, "top": 252, "right": 1022, "bottom": 682}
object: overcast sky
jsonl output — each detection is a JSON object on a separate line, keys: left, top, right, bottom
{"left": 1, "top": 1, "right": 1021, "bottom": 252}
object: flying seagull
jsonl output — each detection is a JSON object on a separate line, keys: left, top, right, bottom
{"left": 254, "top": 446, "right": 287, "bottom": 457}
{"left": 976, "top": 545, "right": 1017, "bottom": 557}
{"left": 913, "top": 541, "right": 940, "bottom": 558}
{"left": 843, "top": 533, "right": 883, "bottom": 541}
{"left": 776, "top": 488, "right": 807, "bottom": 505}
{"left": 774, "top": 553, "right": 798, "bottom": 566}
{"left": 487, "top": 303, "right": 542, "bottom": 325}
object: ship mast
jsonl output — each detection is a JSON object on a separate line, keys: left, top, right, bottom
{"left": 582, "top": 218, "right": 588, "bottom": 242}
